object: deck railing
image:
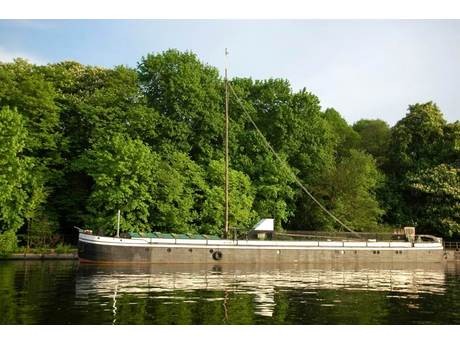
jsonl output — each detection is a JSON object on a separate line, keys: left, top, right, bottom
{"left": 276, "top": 232, "right": 405, "bottom": 242}
{"left": 444, "top": 242, "right": 460, "bottom": 250}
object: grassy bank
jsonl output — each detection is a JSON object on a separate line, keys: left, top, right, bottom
{"left": 14, "top": 244, "right": 77, "bottom": 255}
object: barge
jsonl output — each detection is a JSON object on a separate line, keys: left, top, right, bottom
{"left": 77, "top": 220, "right": 445, "bottom": 264}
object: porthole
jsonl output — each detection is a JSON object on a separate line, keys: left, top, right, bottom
{"left": 377, "top": 250, "right": 380, "bottom": 254}
{"left": 167, "top": 248, "right": 171, "bottom": 253}
{"left": 188, "top": 248, "right": 193, "bottom": 252}
{"left": 354, "top": 250, "right": 358, "bottom": 254}
{"left": 209, "top": 249, "right": 214, "bottom": 254}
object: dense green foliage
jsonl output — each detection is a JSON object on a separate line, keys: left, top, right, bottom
{"left": 408, "top": 164, "right": 460, "bottom": 237}
{"left": 353, "top": 119, "right": 390, "bottom": 167}
{"left": 0, "top": 107, "right": 28, "bottom": 233}
{"left": 0, "top": 230, "right": 17, "bottom": 257}
{"left": 0, "top": 50, "right": 459, "bottom": 250}
{"left": 320, "top": 150, "right": 384, "bottom": 231}
{"left": 383, "top": 102, "right": 460, "bottom": 237}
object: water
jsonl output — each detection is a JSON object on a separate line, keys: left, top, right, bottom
{"left": 1, "top": 260, "right": 460, "bottom": 324}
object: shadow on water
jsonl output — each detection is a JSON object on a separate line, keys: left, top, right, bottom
{"left": 2, "top": 260, "right": 460, "bottom": 324}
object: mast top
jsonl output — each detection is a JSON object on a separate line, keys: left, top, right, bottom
{"left": 224, "top": 48, "right": 229, "bottom": 78}
{"left": 224, "top": 48, "right": 230, "bottom": 239}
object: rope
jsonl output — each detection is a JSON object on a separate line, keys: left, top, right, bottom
{"left": 228, "top": 82, "right": 358, "bottom": 235}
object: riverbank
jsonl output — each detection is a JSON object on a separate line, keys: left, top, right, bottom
{"left": 1, "top": 252, "right": 78, "bottom": 260}
{"left": 0, "top": 245, "right": 78, "bottom": 260}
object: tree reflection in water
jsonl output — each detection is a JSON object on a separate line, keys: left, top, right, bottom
{"left": 2, "top": 261, "right": 460, "bottom": 324}
{"left": 76, "top": 262, "right": 449, "bottom": 323}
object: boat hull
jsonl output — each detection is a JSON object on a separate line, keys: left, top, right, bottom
{"left": 78, "top": 233, "right": 446, "bottom": 264}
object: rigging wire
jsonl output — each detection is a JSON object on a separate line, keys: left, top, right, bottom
{"left": 228, "top": 82, "right": 358, "bottom": 235}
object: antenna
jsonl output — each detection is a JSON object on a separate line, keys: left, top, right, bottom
{"left": 224, "top": 48, "right": 229, "bottom": 239}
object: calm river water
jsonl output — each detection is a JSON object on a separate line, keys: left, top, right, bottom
{"left": 1, "top": 260, "right": 460, "bottom": 324}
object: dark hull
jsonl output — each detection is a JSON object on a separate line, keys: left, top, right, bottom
{"left": 78, "top": 240, "right": 446, "bottom": 264}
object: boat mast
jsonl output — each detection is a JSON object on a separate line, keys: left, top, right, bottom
{"left": 116, "top": 209, "right": 121, "bottom": 238}
{"left": 224, "top": 48, "right": 229, "bottom": 239}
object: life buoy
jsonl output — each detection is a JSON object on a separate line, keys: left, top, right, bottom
{"left": 212, "top": 251, "right": 223, "bottom": 261}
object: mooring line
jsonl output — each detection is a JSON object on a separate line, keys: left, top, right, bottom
{"left": 228, "top": 82, "right": 358, "bottom": 235}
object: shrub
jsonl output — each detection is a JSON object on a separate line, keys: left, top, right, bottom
{"left": 0, "top": 230, "right": 18, "bottom": 257}
{"left": 55, "top": 243, "right": 75, "bottom": 254}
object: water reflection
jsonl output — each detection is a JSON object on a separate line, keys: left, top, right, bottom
{"left": 76, "top": 263, "right": 447, "bottom": 319}
{"left": 2, "top": 261, "right": 460, "bottom": 324}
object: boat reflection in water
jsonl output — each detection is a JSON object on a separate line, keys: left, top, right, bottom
{"left": 76, "top": 262, "right": 447, "bottom": 320}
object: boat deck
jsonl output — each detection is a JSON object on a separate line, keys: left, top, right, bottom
{"left": 80, "top": 232, "right": 443, "bottom": 249}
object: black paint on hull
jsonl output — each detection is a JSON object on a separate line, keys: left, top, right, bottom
{"left": 78, "top": 240, "right": 445, "bottom": 264}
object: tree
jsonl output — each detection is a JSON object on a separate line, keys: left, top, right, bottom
{"left": 388, "top": 102, "right": 447, "bottom": 173}
{"left": 442, "top": 121, "right": 460, "bottom": 166}
{"left": 321, "top": 150, "right": 384, "bottom": 231}
{"left": 76, "top": 134, "right": 158, "bottom": 234}
{"left": 224, "top": 80, "right": 296, "bottom": 230}
{"left": 0, "top": 107, "right": 28, "bottom": 254}
{"left": 247, "top": 153, "right": 296, "bottom": 231}
{"left": 148, "top": 147, "right": 207, "bottom": 234}
{"left": 0, "top": 59, "right": 61, "bottom": 157}
{"left": 323, "top": 108, "right": 360, "bottom": 159}
{"left": 228, "top": 78, "right": 337, "bottom": 231}
{"left": 0, "top": 230, "right": 17, "bottom": 257}
{"left": 408, "top": 164, "right": 460, "bottom": 237}
{"left": 0, "top": 60, "right": 62, "bottom": 243}
{"left": 3, "top": 51, "right": 457, "bottom": 240}
{"left": 22, "top": 161, "right": 51, "bottom": 247}
{"left": 0, "top": 59, "right": 62, "bottom": 188}
{"left": 42, "top": 62, "right": 160, "bottom": 233}
{"left": 78, "top": 135, "right": 212, "bottom": 235}
{"left": 68, "top": 65, "right": 160, "bottom": 147}
{"left": 385, "top": 102, "right": 460, "bottom": 235}
{"left": 353, "top": 119, "right": 390, "bottom": 167}
{"left": 0, "top": 107, "right": 28, "bottom": 233}
{"left": 282, "top": 89, "right": 338, "bottom": 230}
{"left": 199, "top": 160, "right": 257, "bottom": 236}
{"left": 352, "top": 119, "right": 392, "bottom": 227}
{"left": 40, "top": 61, "right": 110, "bottom": 158}
{"left": 138, "top": 49, "right": 223, "bottom": 162}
